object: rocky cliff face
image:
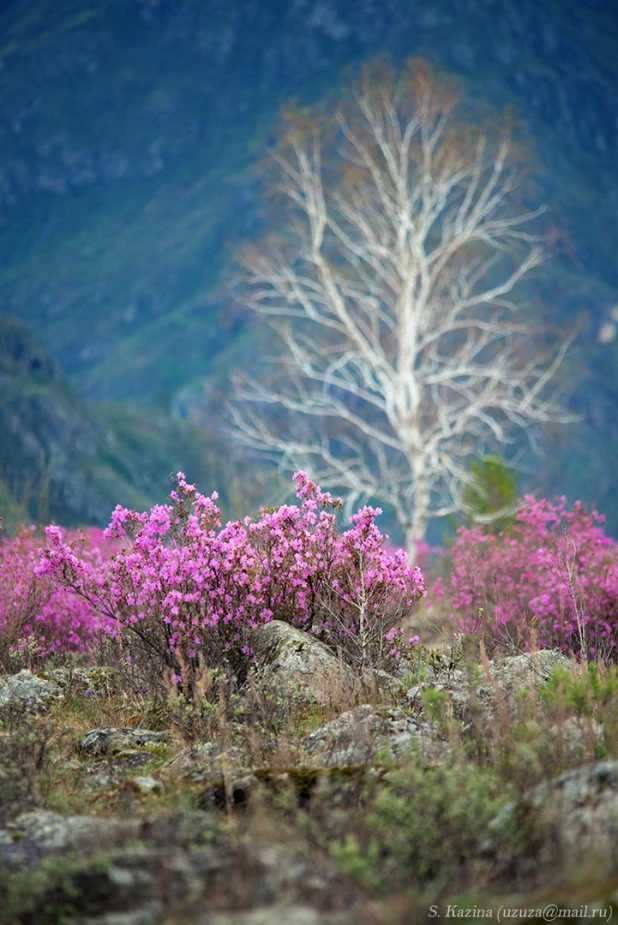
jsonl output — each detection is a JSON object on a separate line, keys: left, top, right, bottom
{"left": 0, "top": 0, "right": 616, "bottom": 528}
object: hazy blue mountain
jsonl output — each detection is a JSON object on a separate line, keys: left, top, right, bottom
{"left": 0, "top": 0, "right": 616, "bottom": 533}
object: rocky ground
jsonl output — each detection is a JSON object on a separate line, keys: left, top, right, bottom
{"left": 1, "top": 622, "right": 617, "bottom": 923}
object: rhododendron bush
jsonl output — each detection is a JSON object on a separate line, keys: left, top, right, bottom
{"left": 442, "top": 496, "right": 618, "bottom": 659}
{"left": 0, "top": 526, "right": 114, "bottom": 670}
{"left": 35, "top": 472, "right": 424, "bottom": 678}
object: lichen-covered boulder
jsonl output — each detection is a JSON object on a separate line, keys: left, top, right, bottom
{"left": 404, "top": 649, "right": 572, "bottom": 722}
{"left": 0, "top": 810, "right": 141, "bottom": 870}
{"left": 43, "top": 665, "right": 121, "bottom": 696}
{"left": 0, "top": 669, "right": 63, "bottom": 714}
{"left": 304, "top": 703, "right": 450, "bottom": 767}
{"left": 0, "top": 810, "right": 362, "bottom": 923}
{"left": 252, "top": 621, "right": 356, "bottom": 706}
{"left": 486, "top": 760, "right": 618, "bottom": 881}
{"left": 79, "top": 727, "right": 172, "bottom": 759}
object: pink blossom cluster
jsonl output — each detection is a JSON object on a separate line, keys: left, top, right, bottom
{"left": 0, "top": 526, "right": 114, "bottom": 668}
{"left": 441, "top": 496, "right": 618, "bottom": 659}
{"left": 38, "top": 472, "right": 425, "bottom": 675}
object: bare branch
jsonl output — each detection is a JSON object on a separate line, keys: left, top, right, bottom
{"left": 228, "top": 59, "right": 576, "bottom": 557}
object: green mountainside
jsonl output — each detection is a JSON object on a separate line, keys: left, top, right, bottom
{"left": 0, "top": 314, "right": 237, "bottom": 530}
{"left": 0, "top": 0, "right": 616, "bottom": 533}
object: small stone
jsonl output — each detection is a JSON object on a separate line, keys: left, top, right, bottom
{"left": 133, "top": 776, "right": 161, "bottom": 795}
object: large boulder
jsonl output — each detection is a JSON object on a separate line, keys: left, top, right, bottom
{"left": 0, "top": 669, "right": 64, "bottom": 714}
{"left": 0, "top": 810, "right": 140, "bottom": 870}
{"left": 0, "top": 810, "right": 364, "bottom": 923}
{"left": 486, "top": 760, "right": 618, "bottom": 881}
{"left": 252, "top": 621, "right": 357, "bottom": 707}
{"left": 486, "top": 649, "right": 572, "bottom": 696}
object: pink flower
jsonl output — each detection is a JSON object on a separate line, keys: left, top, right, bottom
{"left": 35, "top": 472, "right": 425, "bottom": 675}
{"left": 437, "top": 496, "right": 618, "bottom": 660}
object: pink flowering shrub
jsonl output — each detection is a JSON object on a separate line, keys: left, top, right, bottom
{"left": 0, "top": 526, "right": 112, "bottom": 670}
{"left": 441, "top": 496, "right": 618, "bottom": 660}
{"left": 39, "top": 473, "right": 425, "bottom": 680}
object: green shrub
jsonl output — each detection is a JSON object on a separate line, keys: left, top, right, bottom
{"left": 328, "top": 760, "right": 510, "bottom": 894}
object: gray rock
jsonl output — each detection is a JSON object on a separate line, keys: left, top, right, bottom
{"left": 304, "top": 704, "right": 450, "bottom": 767}
{"left": 0, "top": 669, "right": 64, "bottom": 713}
{"left": 488, "top": 650, "right": 571, "bottom": 694}
{"left": 79, "top": 727, "right": 172, "bottom": 758}
{"left": 199, "top": 906, "right": 355, "bottom": 925}
{"left": 488, "top": 760, "right": 618, "bottom": 877}
{"left": 253, "top": 621, "right": 356, "bottom": 706}
{"left": 43, "top": 665, "right": 121, "bottom": 695}
{"left": 404, "top": 649, "right": 572, "bottom": 722}
{"left": 237, "top": 843, "right": 361, "bottom": 909}
{"left": 0, "top": 810, "right": 140, "bottom": 869}
{"left": 0, "top": 809, "right": 361, "bottom": 921}
{"left": 0, "top": 835, "right": 175, "bottom": 922}
{"left": 546, "top": 716, "right": 605, "bottom": 761}
{"left": 171, "top": 744, "right": 245, "bottom": 779}
{"left": 79, "top": 908, "right": 163, "bottom": 925}
{"left": 133, "top": 776, "right": 161, "bottom": 795}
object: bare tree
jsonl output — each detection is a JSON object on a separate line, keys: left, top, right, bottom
{"left": 228, "top": 59, "right": 575, "bottom": 558}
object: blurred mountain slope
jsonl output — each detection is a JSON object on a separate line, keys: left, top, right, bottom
{"left": 0, "top": 314, "right": 229, "bottom": 530}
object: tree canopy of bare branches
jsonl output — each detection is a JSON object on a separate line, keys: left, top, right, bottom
{"left": 228, "top": 58, "right": 575, "bottom": 558}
